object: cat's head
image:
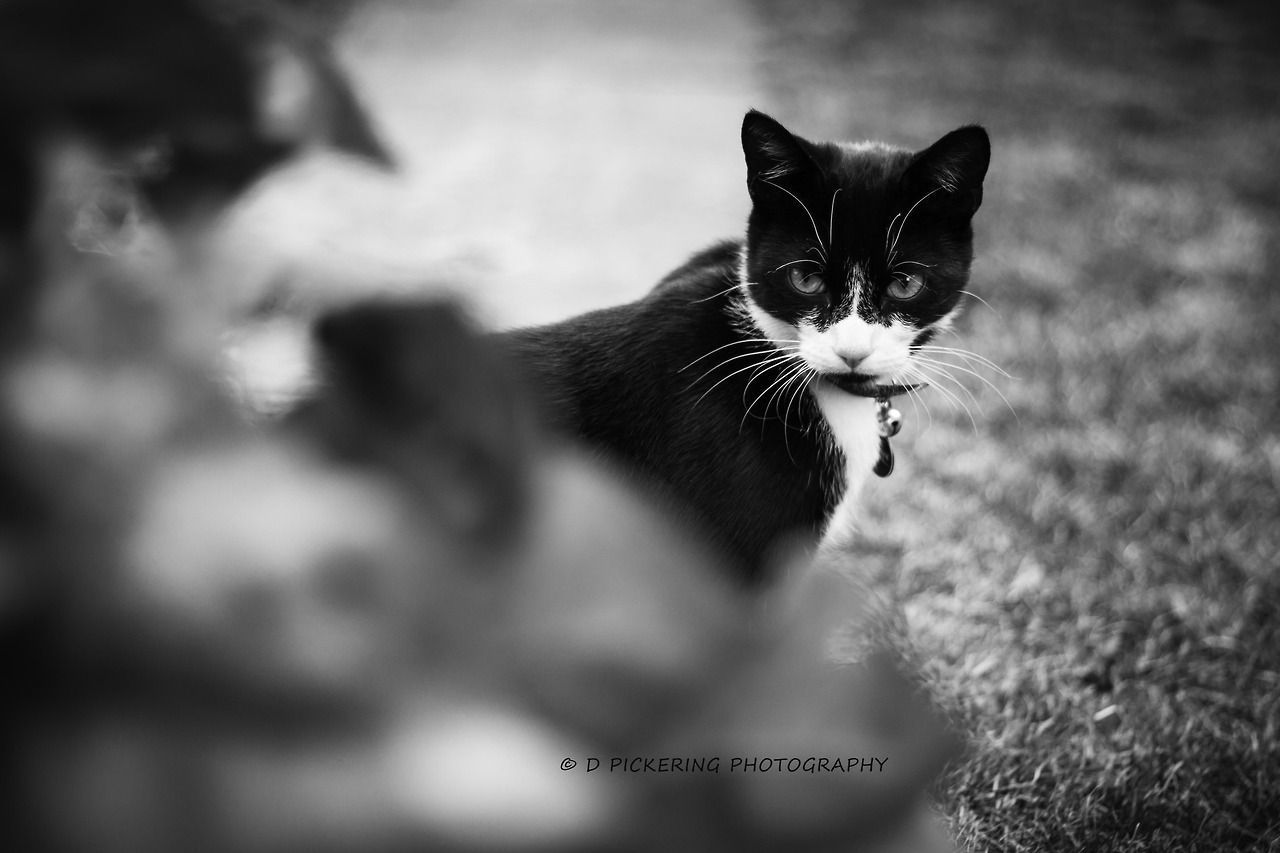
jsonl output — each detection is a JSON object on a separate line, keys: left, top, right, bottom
{"left": 739, "top": 110, "right": 989, "bottom": 397}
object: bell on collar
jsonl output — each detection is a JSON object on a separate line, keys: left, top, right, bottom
{"left": 873, "top": 397, "right": 903, "bottom": 478}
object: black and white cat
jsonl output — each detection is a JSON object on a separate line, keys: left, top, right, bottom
{"left": 505, "top": 110, "right": 991, "bottom": 580}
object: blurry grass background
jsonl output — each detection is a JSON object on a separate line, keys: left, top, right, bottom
{"left": 227, "top": 1, "right": 1280, "bottom": 850}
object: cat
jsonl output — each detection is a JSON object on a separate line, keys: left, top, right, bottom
{"left": 502, "top": 110, "right": 989, "bottom": 580}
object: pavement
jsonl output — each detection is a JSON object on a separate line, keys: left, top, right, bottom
{"left": 227, "top": 0, "right": 762, "bottom": 327}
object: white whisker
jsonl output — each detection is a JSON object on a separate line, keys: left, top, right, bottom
{"left": 958, "top": 289, "right": 1001, "bottom": 317}
{"left": 913, "top": 358, "right": 985, "bottom": 411}
{"left": 770, "top": 258, "right": 824, "bottom": 274}
{"left": 827, "top": 187, "right": 841, "bottom": 250}
{"left": 899, "top": 369, "right": 935, "bottom": 435}
{"left": 766, "top": 359, "right": 812, "bottom": 415}
{"left": 686, "top": 346, "right": 801, "bottom": 388}
{"left": 908, "top": 362, "right": 979, "bottom": 432}
{"left": 782, "top": 367, "right": 815, "bottom": 431}
{"left": 782, "top": 367, "right": 816, "bottom": 461}
{"left": 690, "top": 350, "right": 800, "bottom": 408}
{"left": 741, "top": 357, "right": 808, "bottom": 431}
{"left": 888, "top": 187, "right": 943, "bottom": 263}
{"left": 763, "top": 179, "right": 827, "bottom": 261}
{"left": 912, "top": 354, "right": 1005, "bottom": 387}
{"left": 678, "top": 338, "right": 799, "bottom": 373}
{"left": 752, "top": 356, "right": 803, "bottom": 412}
{"left": 690, "top": 282, "right": 749, "bottom": 304}
{"left": 914, "top": 345, "right": 1012, "bottom": 377}
{"left": 884, "top": 212, "right": 903, "bottom": 255}
{"left": 904, "top": 383, "right": 932, "bottom": 433}
{"left": 911, "top": 354, "right": 1018, "bottom": 420}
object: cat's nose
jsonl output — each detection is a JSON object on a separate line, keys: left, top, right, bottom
{"left": 841, "top": 353, "right": 872, "bottom": 374}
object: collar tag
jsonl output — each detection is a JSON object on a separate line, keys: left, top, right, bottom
{"left": 873, "top": 396, "right": 903, "bottom": 478}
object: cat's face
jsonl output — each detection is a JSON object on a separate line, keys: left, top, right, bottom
{"left": 739, "top": 110, "right": 989, "bottom": 396}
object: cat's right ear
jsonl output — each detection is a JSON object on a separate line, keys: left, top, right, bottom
{"left": 742, "top": 110, "right": 816, "bottom": 198}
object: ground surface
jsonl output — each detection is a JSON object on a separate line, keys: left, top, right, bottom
{"left": 230, "top": 2, "right": 1280, "bottom": 850}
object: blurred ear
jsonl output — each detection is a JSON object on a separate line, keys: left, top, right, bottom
{"left": 310, "top": 300, "right": 532, "bottom": 543}
{"left": 253, "top": 37, "right": 394, "bottom": 168}
{"left": 742, "top": 110, "right": 817, "bottom": 198}
{"left": 901, "top": 125, "right": 989, "bottom": 219}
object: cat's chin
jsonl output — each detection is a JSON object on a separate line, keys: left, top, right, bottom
{"left": 825, "top": 374, "right": 922, "bottom": 398}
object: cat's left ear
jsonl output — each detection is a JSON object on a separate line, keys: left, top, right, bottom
{"left": 902, "top": 126, "right": 990, "bottom": 219}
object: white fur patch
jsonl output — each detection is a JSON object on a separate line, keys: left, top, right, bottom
{"left": 796, "top": 312, "right": 918, "bottom": 380}
{"left": 744, "top": 295, "right": 797, "bottom": 346}
{"left": 814, "top": 386, "right": 879, "bottom": 547}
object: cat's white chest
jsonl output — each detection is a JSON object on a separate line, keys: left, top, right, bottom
{"left": 811, "top": 383, "right": 880, "bottom": 545}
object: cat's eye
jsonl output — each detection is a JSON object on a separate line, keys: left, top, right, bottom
{"left": 887, "top": 273, "right": 926, "bottom": 301}
{"left": 787, "top": 267, "right": 825, "bottom": 296}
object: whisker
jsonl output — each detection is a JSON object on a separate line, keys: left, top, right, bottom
{"left": 907, "top": 365, "right": 969, "bottom": 426}
{"left": 782, "top": 367, "right": 815, "bottom": 431}
{"left": 958, "top": 289, "right": 1001, "bottom": 318}
{"left": 783, "top": 368, "right": 817, "bottom": 462}
{"left": 900, "top": 369, "right": 935, "bottom": 434}
{"left": 770, "top": 258, "right": 824, "bottom": 274}
{"left": 690, "top": 282, "right": 749, "bottom": 304}
{"left": 747, "top": 361, "right": 794, "bottom": 417}
{"left": 827, "top": 187, "right": 841, "bottom": 250}
{"left": 740, "top": 366, "right": 781, "bottom": 404}
{"left": 911, "top": 354, "right": 1018, "bottom": 421}
{"left": 761, "top": 365, "right": 815, "bottom": 462}
{"left": 899, "top": 380, "right": 930, "bottom": 434}
{"left": 690, "top": 351, "right": 800, "bottom": 407}
{"left": 914, "top": 345, "right": 1012, "bottom": 377}
{"left": 904, "top": 383, "right": 930, "bottom": 433}
{"left": 884, "top": 212, "right": 903, "bottom": 255}
{"left": 686, "top": 346, "right": 801, "bottom": 388}
{"left": 763, "top": 179, "right": 827, "bottom": 260}
{"left": 912, "top": 358, "right": 985, "bottom": 412}
{"left": 761, "top": 359, "right": 811, "bottom": 416}
{"left": 888, "top": 187, "right": 943, "bottom": 261}
{"left": 678, "top": 338, "right": 799, "bottom": 373}
{"left": 909, "top": 362, "right": 979, "bottom": 432}
{"left": 912, "top": 354, "right": 1007, "bottom": 386}
{"left": 741, "top": 357, "right": 807, "bottom": 432}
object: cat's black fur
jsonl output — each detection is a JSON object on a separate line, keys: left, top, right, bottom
{"left": 502, "top": 241, "right": 834, "bottom": 579}
{"left": 501, "top": 111, "right": 989, "bottom": 581}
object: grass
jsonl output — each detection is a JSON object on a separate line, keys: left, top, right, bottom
{"left": 748, "top": 1, "right": 1280, "bottom": 850}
